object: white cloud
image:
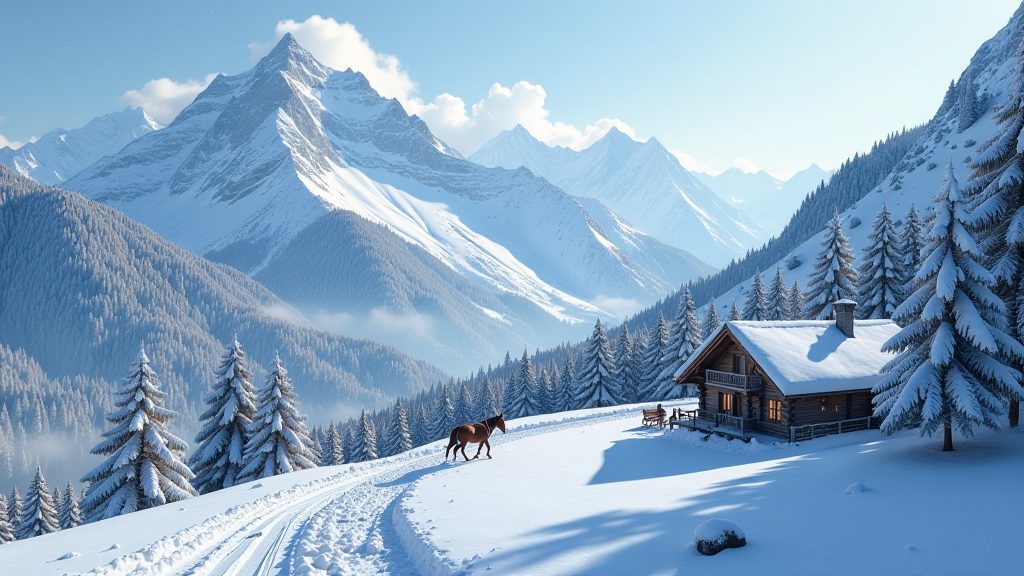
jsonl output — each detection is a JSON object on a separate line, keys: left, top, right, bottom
{"left": 121, "top": 73, "right": 219, "bottom": 125}
{"left": 591, "top": 295, "right": 642, "bottom": 319}
{"left": 251, "top": 16, "right": 639, "bottom": 156}
{"left": 669, "top": 149, "right": 720, "bottom": 175}
{"left": 731, "top": 157, "right": 761, "bottom": 174}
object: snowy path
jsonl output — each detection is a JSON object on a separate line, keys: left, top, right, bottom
{"left": 0, "top": 403, "right": 674, "bottom": 576}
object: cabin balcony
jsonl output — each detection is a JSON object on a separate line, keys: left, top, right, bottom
{"left": 705, "top": 369, "right": 763, "bottom": 392}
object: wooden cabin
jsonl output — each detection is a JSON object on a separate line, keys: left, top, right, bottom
{"left": 673, "top": 300, "right": 901, "bottom": 441}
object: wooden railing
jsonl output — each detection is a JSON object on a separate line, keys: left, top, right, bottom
{"left": 705, "top": 369, "right": 763, "bottom": 392}
{"left": 789, "top": 416, "right": 874, "bottom": 442}
{"left": 684, "top": 409, "right": 758, "bottom": 434}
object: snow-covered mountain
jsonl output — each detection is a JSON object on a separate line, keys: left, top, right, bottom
{"left": 0, "top": 107, "right": 162, "bottom": 185}
{"left": 64, "top": 35, "right": 710, "bottom": 374}
{"left": 695, "top": 164, "right": 833, "bottom": 236}
{"left": 699, "top": 3, "right": 1024, "bottom": 320}
{"left": 469, "top": 125, "right": 766, "bottom": 266}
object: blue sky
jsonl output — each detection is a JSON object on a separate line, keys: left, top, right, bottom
{"left": 0, "top": 0, "right": 1020, "bottom": 177}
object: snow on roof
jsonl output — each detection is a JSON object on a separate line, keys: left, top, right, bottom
{"left": 677, "top": 320, "right": 901, "bottom": 396}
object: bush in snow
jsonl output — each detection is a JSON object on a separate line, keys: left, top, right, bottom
{"left": 694, "top": 518, "right": 746, "bottom": 556}
{"left": 849, "top": 216, "right": 862, "bottom": 229}
{"left": 785, "top": 255, "right": 802, "bottom": 270}
{"left": 237, "top": 355, "right": 317, "bottom": 481}
{"left": 190, "top": 338, "right": 257, "bottom": 494}
{"left": 873, "top": 160, "right": 1024, "bottom": 451}
{"left": 80, "top": 343, "right": 196, "bottom": 522}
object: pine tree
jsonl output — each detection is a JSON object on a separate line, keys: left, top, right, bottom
{"left": 237, "top": 355, "right": 316, "bottom": 481}
{"left": 728, "top": 301, "right": 741, "bottom": 321}
{"left": 658, "top": 289, "right": 702, "bottom": 397}
{"left": 80, "top": 343, "right": 195, "bottom": 521}
{"left": 938, "top": 79, "right": 957, "bottom": 116}
{"left": 15, "top": 467, "right": 58, "bottom": 539}
{"left": 411, "top": 405, "right": 430, "bottom": 448}
{"left": 502, "top": 366, "right": 525, "bottom": 420}
{"left": 51, "top": 485, "right": 63, "bottom": 524}
{"left": 538, "top": 368, "right": 556, "bottom": 414}
{"left": 382, "top": 399, "right": 413, "bottom": 457}
{"left": 322, "top": 422, "right": 344, "bottom": 466}
{"left": 476, "top": 375, "right": 501, "bottom": 419}
{"left": 901, "top": 203, "right": 925, "bottom": 296}
{"left": 743, "top": 271, "right": 769, "bottom": 321}
{"left": 428, "top": 385, "right": 456, "bottom": 441}
{"left": 957, "top": 74, "right": 979, "bottom": 132}
{"left": 788, "top": 279, "right": 805, "bottom": 320}
{"left": 637, "top": 314, "right": 669, "bottom": 402}
{"left": 766, "top": 268, "right": 790, "bottom": 321}
{"left": 190, "top": 338, "right": 257, "bottom": 494}
{"left": 59, "top": 481, "right": 81, "bottom": 530}
{"left": 615, "top": 323, "right": 637, "bottom": 404}
{"left": 873, "top": 160, "right": 1024, "bottom": 451}
{"left": 349, "top": 410, "right": 378, "bottom": 463}
{"left": 805, "top": 208, "right": 858, "bottom": 319}
{"left": 857, "top": 200, "right": 905, "bottom": 319}
{"left": 518, "top": 350, "right": 542, "bottom": 417}
{"left": 7, "top": 486, "right": 21, "bottom": 529}
{"left": 0, "top": 494, "right": 13, "bottom": 543}
{"left": 558, "top": 356, "right": 578, "bottom": 411}
{"left": 576, "top": 319, "right": 621, "bottom": 407}
{"left": 702, "top": 297, "right": 722, "bottom": 337}
{"left": 454, "top": 382, "right": 473, "bottom": 425}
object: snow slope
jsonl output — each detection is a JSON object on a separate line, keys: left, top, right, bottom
{"left": 705, "top": 4, "right": 1024, "bottom": 321}
{"left": 64, "top": 35, "right": 710, "bottom": 373}
{"left": 470, "top": 125, "right": 765, "bottom": 267}
{"left": 0, "top": 107, "right": 161, "bottom": 185}
{"left": 695, "top": 164, "right": 833, "bottom": 236}
{"left": 3, "top": 402, "right": 1019, "bottom": 576}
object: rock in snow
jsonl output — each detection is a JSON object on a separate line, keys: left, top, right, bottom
{"left": 694, "top": 518, "right": 747, "bottom": 556}
{"left": 845, "top": 482, "right": 868, "bottom": 494}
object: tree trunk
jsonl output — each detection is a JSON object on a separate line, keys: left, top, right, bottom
{"left": 1010, "top": 400, "right": 1020, "bottom": 429}
{"left": 942, "top": 422, "right": 953, "bottom": 452}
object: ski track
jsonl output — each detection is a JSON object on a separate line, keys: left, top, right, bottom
{"left": 71, "top": 404, "right": 675, "bottom": 576}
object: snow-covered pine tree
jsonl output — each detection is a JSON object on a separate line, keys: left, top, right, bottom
{"left": 766, "top": 268, "right": 790, "bottom": 321}
{"left": 743, "top": 271, "right": 769, "bottom": 321}
{"left": 190, "top": 338, "right": 257, "bottom": 494}
{"left": 615, "top": 323, "right": 637, "bottom": 404}
{"left": 538, "top": 368, "right": 556, "bottom": 414}
{"left": 382, "top": 398, "right": 412, "bottom": 457}
{"left": 7, "top": 486, "right": 20, "bottom": 529}
{"left": 477, "top": 375, "right": 501, "bottom": 419}
{"left": 576, "top": 319, "right": 621, "bottom": 407}
{"left": 59, "top": 481, "right": 81, "bottom": 529}
{"left": 51, "top": 485, "right": 62, "bottom": 524}
{"left": 938, "top": 79, "right": 957, "bottom": 117}
{"left": 856, "top": 200, "right": 905, "bottom": 319}
{"left": 873, "top": 160, "right": 1024, "bottom": 451}
{"left": 658, "top": 288, "right": 702, "bottom": 398}
{"left": 15, "top": 467, "right": 58, "bottom": 539}
{"left": 411, "top": 404, "right": 430, "bottom": 448}
{"left": 349, "top": 410, "right": 378, "bottom": 463}
{"left": 428, "top": 385, "right": 456, "bottom": 442}
{"left": 80, "top": 343, "right": 196, "bottom": 521}
{"left": 957, "top": 73, "right": 979, "bottom": 133}
{"left": 311, "top": 434, "right": 324, "bottom": 466}
{"left": 966, "top": 46, "right": 1024, "bottom": 428}
{"left": 518, "top": 350, "right": 542, "bottom": 417}
{"left": 637, "top": 314, "right": 668, "bottom": 402}
{"left": 728, "top": 301, "right": 741, "bottom": 321}
{"left": 901, "top": 203, "right": 925, "bottom": 296}
{"left": 237, "top": 355, "right": 316, "bottom": 481}
{"left": 502, "top": 365, "right": 525, "bottom": 420}
{"left": 322, "top": 422, "right": 344, "bottom": 466}
{"left": 702, "top": 296, "right": 722, "bottom": 337}
{"left": 558, "top": 356, "right": 577, "bottom": 411}
{"left": 788, "top": 279, "right": 805, "bottom": 320}
{"left": 804, "top": 208, "right": 858, "bottom": 319}
{"left": 0, "top": 494, "right": 13, "bottom": 543}
{"left": 454, "top": 382, "right": 473, "bottom": 425}
{"left": 624, "top": 328, "right": 648, "bottom": 404}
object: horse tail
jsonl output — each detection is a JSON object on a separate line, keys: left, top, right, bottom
{"left": 444, "top": 426, "right": 459, "bottom": 461}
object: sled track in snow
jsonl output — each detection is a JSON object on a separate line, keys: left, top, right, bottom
{"left": 79, "top": 404, "right": 684, "bottom": 576}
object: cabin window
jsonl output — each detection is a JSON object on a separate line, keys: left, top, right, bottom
{"left": 721, "top": 392, "right": 733, "bottom": 413}
{"left": 731, "top": 354, "right": 746, "bottom": 375}
{"left": 820, "top": 397, "right": 828, "bottom": 412}
{"left": 820, "top": 396, "right": 838, "bottom": 412}
{"left": 768, "top": 399, "right": 781, "bottom": 421}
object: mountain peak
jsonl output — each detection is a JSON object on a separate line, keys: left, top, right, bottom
{"left": 256, "top": 32, "right": 322, "bottom": 74}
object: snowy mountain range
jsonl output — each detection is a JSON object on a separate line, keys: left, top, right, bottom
{"left": 60, "top": 34, "right": 712, "bottom": 374}
{"left": 0, "top": 107, "right": 162, "bottom": 185}
{"left": 695, "top": 164, "right": 833, "bottom": 236}
{"left": 699, "top": 3, "right": 1024, "bottom": 322}
{"left": 469, "top": 124, "right": 766, "bottom": 266}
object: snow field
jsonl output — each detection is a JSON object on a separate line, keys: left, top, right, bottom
{"left": 400, "top": 410, "right": 1024, "bottom": 576}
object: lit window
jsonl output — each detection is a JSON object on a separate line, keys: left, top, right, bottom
{"left": 721, "top": 393, "right": 733, "bottom": 412}
{"left": 768, "top": 399, "right": 781, "bottom": 421}
{"left": 820, "top": 397, "right": 828, "bottom": 412}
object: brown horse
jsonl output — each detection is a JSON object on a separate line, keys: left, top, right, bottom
{"left": 445, "top": 413, "right": 506, "bottom": 462}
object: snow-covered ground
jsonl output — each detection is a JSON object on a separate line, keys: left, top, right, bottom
{"left": 2, "top": 401, "right": 1020, "bottom": 575}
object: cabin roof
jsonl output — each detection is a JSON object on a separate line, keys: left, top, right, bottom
{"left": 676, "top": 320, "right": 901, "bottom": 396}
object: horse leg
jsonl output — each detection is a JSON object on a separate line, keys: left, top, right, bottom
{"left": 485, "top": 439, "right": 492, "bottom": 459}
{"left": 461, "top": 442, "right": 470, "bottom": 461}
{"left": 473, "top": 442, "right": 484, "bottom": 459}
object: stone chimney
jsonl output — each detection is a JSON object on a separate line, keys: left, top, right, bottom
{"left": 834, "top": 299, "right": 857, "bottom": 338}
